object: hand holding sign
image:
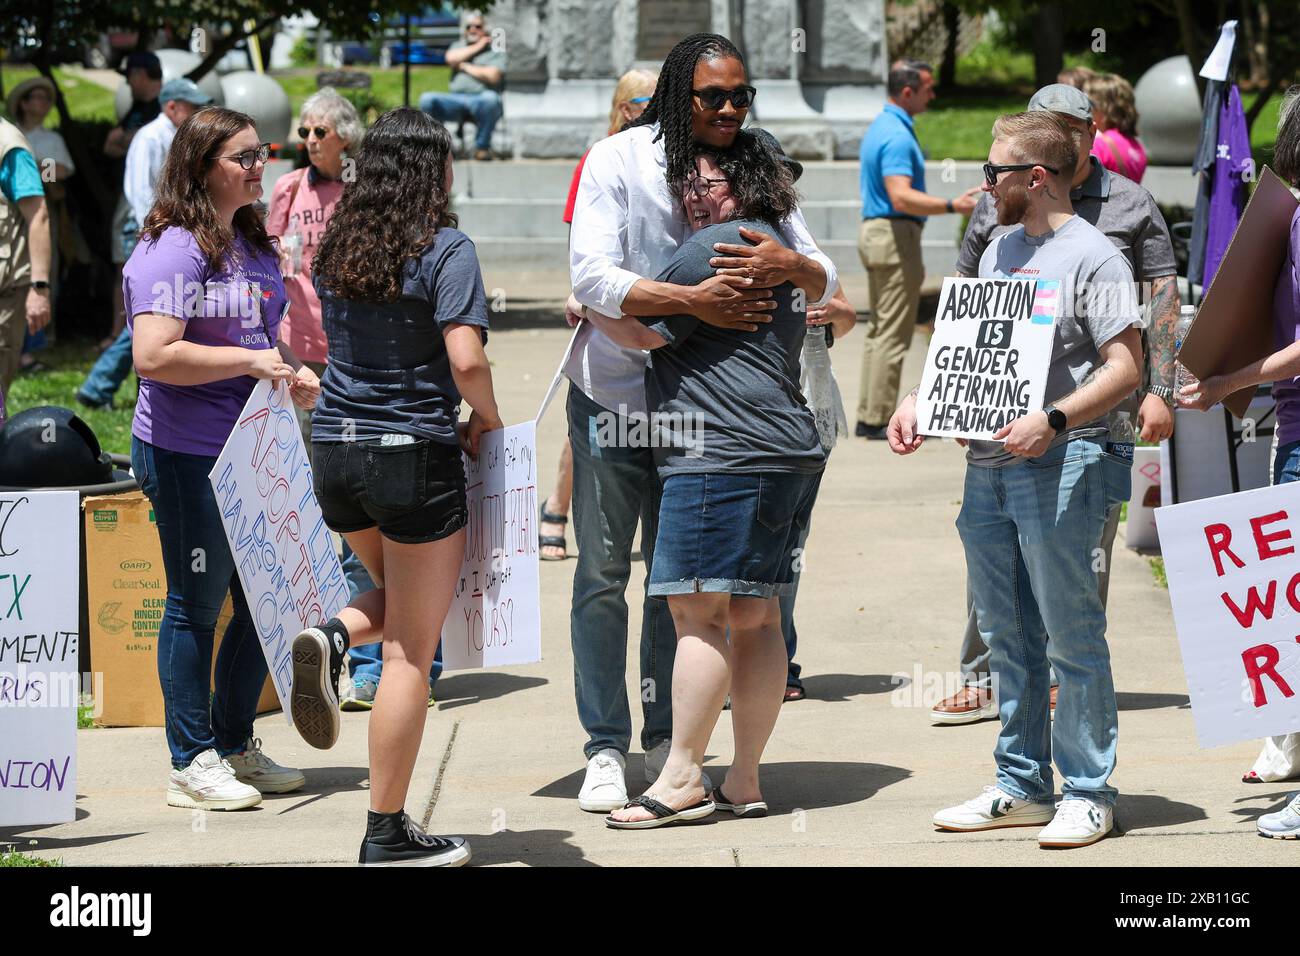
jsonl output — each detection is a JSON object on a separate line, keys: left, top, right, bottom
{"left": 992, "top": 409, "right": 1054, "bottom": 458}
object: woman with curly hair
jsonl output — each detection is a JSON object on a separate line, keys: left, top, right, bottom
{"left": 1085, "top": 73, "right": 1147, "bottom": 183}
{"left": 287, "top": 107, "right": 501, "bottom": 866}
{"left": 582, "top": 129, "right": 826, "bottom": 830}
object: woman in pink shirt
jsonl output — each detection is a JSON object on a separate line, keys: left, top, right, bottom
{"left": 1086, "top": 73, "right": 1147, "bottom": 184}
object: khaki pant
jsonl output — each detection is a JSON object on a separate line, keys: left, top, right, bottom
{"left": 856, "top": 217, "right": 924, "bottom": 426}
{"left": 0, "top": 284, "right": 27, "bottom": 402}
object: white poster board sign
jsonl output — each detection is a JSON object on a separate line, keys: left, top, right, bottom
{"left": 1155, "top": 482, "right": 1300, "bottom": 747}
{"left": 1125, "top": 445, "right": 1163, "bottom": 551}
{"left": 441, "top": 421, "right": 542, "bottom": 670}
{"left": 0, "top": 491, "right": 79, "bottom": 825}
{"left": 209, "top": 380, "right": 349, "bottom": 716}
{"left": 917, "top": 276, "right": 1059, "bottom": 440}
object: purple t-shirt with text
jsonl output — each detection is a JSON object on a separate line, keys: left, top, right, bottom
{"left": 124, "top": 226, "right": 286, "bottom": 456}
{"left": 1271, "top": 209, "right": 1300, "bottom": 446}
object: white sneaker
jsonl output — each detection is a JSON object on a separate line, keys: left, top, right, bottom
{"left": 1038, "top": 797, "right": 1113, "bottom": 847}
{"left": 643, "top": 739, "right": 712, "bottom": 792}
{"left": 578, "top": 748, "right": 628, "bottom": 812}
{"left": 167, "top": 749, "right": 262, "bottom": 811}
{"left": 226, "top": 737, "right": 306, "bottom": 794}
{"left": 1257, "top": 792, "right": 1300, "bottom": 839}
{"left": 933, "top": 785, "right": 1056, "bottom": 832}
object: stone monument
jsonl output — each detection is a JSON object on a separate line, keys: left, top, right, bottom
{"left": 492, "top": 0, "right": 887, "bottom": 159}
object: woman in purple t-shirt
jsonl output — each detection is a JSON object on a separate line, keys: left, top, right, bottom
{"left": 126, "top": 107, "right": 321, "bottom": 811}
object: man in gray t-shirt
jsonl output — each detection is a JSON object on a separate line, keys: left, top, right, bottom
{"left": 890, "top": 112, "right": 1143, "bottom": 848}
{"left": 417, "top": 13, "right": 507, "bottom": 158}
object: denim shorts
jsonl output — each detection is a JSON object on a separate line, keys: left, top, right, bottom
{"left": 312, "top": 438, "right": 467, "bottom": 544}
{"left": 648, "top": 471, "right": 821, "bottom": 599}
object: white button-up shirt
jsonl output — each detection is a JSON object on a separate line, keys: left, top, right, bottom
{"left": 568, "top": 123, "right": 836, "bottom": 417}
{"left": 124, "top": 112, "right": 177, "bottom": 228}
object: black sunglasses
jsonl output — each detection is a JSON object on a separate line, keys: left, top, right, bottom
{"left": 298, "top": 125, "right": 330, "bottom": 140}
{"left": 692, "top": 85, "right": 756, "bottom": 110}
{"left": 983, "top": 162, "right": 1060, "bottom": 187}
{"left": 221, "top": 143, "right": 271, "bottom": 171}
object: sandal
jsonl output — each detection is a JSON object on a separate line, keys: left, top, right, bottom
{"left": 539, "top": 505, "right": 568, "bottom": 561}
{"left": 604, "top": 794, "right": 715, "bottom": 830}
{"left": 711, "top": 786, "right": 768, "bottom": 818}
{"left": 784, "top": 684, "right": 806, "bottom": 703}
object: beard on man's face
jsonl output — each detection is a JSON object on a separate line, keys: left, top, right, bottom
{"left": 994, "top": 180, "right": 1030, "bottom": 226}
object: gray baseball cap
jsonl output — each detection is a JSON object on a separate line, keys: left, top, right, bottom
{"left": 159, "top": 78, "right": 213, "bottom": 107}
{"left": 1027, "top": 83, "right": 1093, "bottom": 121}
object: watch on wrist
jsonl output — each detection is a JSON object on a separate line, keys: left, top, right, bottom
{"left": 945, "top": 198, "right": 955, "bottom": 214}
{"left": 1044, "top": 404, "right": 1067, "bottom": 434}
{"left": 31, "top": 280, "right": 50, "bottom": 291}
{"left": 1148, "top": 384, "right": 1176, "bottom": 408}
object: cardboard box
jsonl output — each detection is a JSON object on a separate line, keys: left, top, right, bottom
{"left": 83, "top": 491, "right": 280, "bottom": 727}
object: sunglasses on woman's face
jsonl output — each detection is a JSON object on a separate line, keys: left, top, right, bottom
{"left": 692, "top": 85, "right": 756, "bottom": 110}
{"left": 298, "top": 126, "right": 331, "bottom": 141}
{"left": 222, "top": 143, "right": 271, "bottom": 171}
{"left": 982, "top": 161, "right": 1060, "bottom": 187}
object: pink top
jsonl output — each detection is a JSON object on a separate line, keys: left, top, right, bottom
{"left": 1091, "top": 128, "right": 1147, "bottom": 184}
{"left": 266, "top": 167, "right": 345, "bottom": 364}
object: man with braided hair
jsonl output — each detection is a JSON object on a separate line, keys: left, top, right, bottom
{"left": 565, "top": 32, "right": 836, "bottom": 814}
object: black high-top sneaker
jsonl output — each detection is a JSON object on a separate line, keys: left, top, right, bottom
{"left": 290, "top": 623, "right": 347, "bottom": 749}
{"left": 359, "top": 811, "right": 471, "bottom": 867}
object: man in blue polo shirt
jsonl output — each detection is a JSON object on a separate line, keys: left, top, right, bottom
{"left": 856, "top": 59, "right": 981, "bottom": 439}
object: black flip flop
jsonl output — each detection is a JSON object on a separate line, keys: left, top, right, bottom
{"left": 604, "top": 794, "right": 715, "bottom": 829}
{"left": 712, "top": 786, "right": 768, "bottom": 818}
{"left": 539, "top": 506, "right": 568, "bottom": 561}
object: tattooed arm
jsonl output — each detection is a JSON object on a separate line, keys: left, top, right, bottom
{"left": 1139, "top": 274, "right": 1180, "bottom": 441}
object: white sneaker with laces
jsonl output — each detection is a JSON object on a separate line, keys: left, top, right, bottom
{"left": 578, "top": 748, "right": 628, "bottom": 812}
{"left": 167, "top": 749, "right": 262, "bottom": 811}
{"left": 643, "top": 739, "right": 713, "bottom": 792}
{"left": 226, "top": 737, "right": 306, "bottom": 794}
{"left": 1038, "top": 797, "right": 1113, "bottom": 847}
{"left": 1257, "top": 791, "right": 1300, "bottom": 839}
{"left": 933, "top": 785, "right": 1056, "bottom": 831}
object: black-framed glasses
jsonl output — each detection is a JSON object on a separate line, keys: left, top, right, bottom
{"left": 691, "top": 85, "right": 756, "bottom": 110}
{"left": 983, "top": 161, "right": 1059, "bottom": 187}
{"left": 686, "top": 167, "right": 728, "bottom": 197}
{"left": 298, "top": 126, "right": 330, "bottom": 140}
{"left": 222, "top": 143, "right": 271, "bottom": 170}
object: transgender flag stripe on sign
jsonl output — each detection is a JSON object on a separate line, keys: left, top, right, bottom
{"left": 1031, "top": 280, "right": 1059, "bottom": 324}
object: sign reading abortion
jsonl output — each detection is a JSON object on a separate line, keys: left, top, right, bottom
{"left": 917, "top": 277, "right": 1059, "bottom": 440}
{"left": 442, "top": 421, "right": 542, "bottom": 670}
{"left": 1155, "top": 483, "right": 1300, "bottom": 747}
{"left": 209, "top": 381, "right": 349, "bottom": 716}
{"left": 0, "top": 491, "right": 79, "bottom": 825}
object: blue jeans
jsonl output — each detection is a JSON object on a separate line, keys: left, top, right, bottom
{"left": 131, "top": 437, "right": 269, "bottom": 768}
{"left": 1275, "top": 439, "right": 1300, "bottom": 485}
{"left": 778, "top": 468, "right": 825, "bottom": 688}
{"left": 418, "top": 90, "right": 502, "bottom": 150}
{"left": 80, "top": 324, "right": 134, "bottom": 405}
{"left": 567, "top": 386, "right": 676, "bottom": 758}
{"left": 956, "top": 438, "right": 1130, "bottom": 806}
{"left": 343, "top": 540, "right": 444, "bottom": 688}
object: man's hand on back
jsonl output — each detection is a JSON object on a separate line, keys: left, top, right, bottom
{"left": 690, "top": 274, "right": 775, "bottom": 332}
{"left": 709, "top": 226, "right": 796, "bottom": 287}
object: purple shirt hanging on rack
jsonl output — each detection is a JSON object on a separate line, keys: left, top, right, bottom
{"left": 1204, "top": 85, "right": 1252, "bottom": 287}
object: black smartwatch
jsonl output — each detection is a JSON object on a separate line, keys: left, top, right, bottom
{"left": 1044, "top": 405, "right": 1067, "bottom": 434}
{"left": 31, "top": 280, "right": 50, "bottom": 291}
{"left": 945, "top": 198, "right": 955, "bottom": 214}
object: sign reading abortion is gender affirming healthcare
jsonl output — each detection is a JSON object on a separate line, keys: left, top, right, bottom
{"left": 209, "top": 380, "right": 349, "bottom": 717}
{"left": 917, "top": 276, "right": 1060, "bottom": 441}
{"left": 0, "top": 491, "right": 80, "bottom": 825}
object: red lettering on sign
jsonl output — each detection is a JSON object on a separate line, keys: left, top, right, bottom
{"left": 1251, "top": 511, "right": 1295, "bottom": 561}
{"left": 1241, "top": 642, "right": 1296, "bottom": 708}
{"left": 1204, "top": 523, "right": 1246, "bottom": 577}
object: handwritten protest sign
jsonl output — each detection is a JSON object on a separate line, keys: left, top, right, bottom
{"left": 917, "top": 276, "right": 1059, "bottom": 440}
{"left": 1155, "top": 484, "right": 1300, "bottom": 747}
{"left": 209, "top": 381, "right": 348, "bottom": 716}
{"left": 0, "top": 491, "right": 79, "bottom": 825}
{"left": 442, "top": 421, "right": 541, "bottom": 670}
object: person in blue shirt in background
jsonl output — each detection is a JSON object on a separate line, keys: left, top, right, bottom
{"left": 0, "top": 116, "right": 53, "bottom": 404}
{"left": 855, "top": 59, "right": 980, "bottom": 440}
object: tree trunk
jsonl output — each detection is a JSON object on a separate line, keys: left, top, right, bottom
{"left": 1031, "top": 3, "right": 1065, "bottom": 90}
{"left": 185, "top": 16, "right": 280, "bottom": 81}
{"left": 939, "top": 2, "right": 960, "bottom": 89}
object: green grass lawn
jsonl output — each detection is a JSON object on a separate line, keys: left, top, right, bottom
{"left": 7, "top": 340, "right": 137, "bottom": 457}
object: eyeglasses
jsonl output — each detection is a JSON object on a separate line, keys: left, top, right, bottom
{"left": 686, "top": 168, "right": 729, "bottom": 197}
{"left": 691, "top": 85, "right": 756, "bottom": 110}
{"left": 983, "top": 162, "right": 1060, "bottom": 187}
{"left": 298, "top": 126, "right": 330, "bottom": 140}
{"left": 222, "top": 143, "right": 271, "bottom": 171}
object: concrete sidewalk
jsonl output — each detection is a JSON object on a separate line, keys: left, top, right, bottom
{"left": 6, "top": 324, "right": 1294, "bottom": 866}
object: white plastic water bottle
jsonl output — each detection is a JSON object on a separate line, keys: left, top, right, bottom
{"left": 1106, "top": 409, "right": 1136, "bottom": 462}
{"left": 800, "top": 327, "right": 847, "bottom": 451}
{"left": 1173, "top": 304, "right": 1196, "bottom": 393}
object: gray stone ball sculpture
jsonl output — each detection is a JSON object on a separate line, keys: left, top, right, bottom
{"left": 1133, "top": 55, "right": 1203, "bottom": 167}
{"left": 219, "top": 71, "right": 293, "bottom": 146}
{"left": 114, "top": 49, "right": 226, "bottom": 120}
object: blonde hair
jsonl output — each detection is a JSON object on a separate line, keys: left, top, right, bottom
{"left": 991, "top": 112, "right": 1079, "bottom": 180}
{"left": 1084, "top": 73, "right": 1139, "bottom": 138}
{"left": 1056, "top": 66, "right": 1097, "bottom": 90}
{"left": 608, "top": 69, "right": 658, "bottom": 135}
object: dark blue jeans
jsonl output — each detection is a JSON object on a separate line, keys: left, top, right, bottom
{"left": 131, "top": 436, "right": 269, "bottom": 768}
{"left": 342, "top": 541, "right": 443, "bottom": 688}
{"left": 777, "top": 468, "right": 825, "bottom": 689}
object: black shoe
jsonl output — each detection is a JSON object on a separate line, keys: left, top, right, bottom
{"left": 857, "top": 423, "right": 888, "bottom": 440}
{"left": 359, "top": 813, "right": 471, "bottom": 867}
{"left": 75, "top": 390, "right": 113, "bottom": 411}
{"left": 290, "top": 626, "right": 345, "bottom": 749}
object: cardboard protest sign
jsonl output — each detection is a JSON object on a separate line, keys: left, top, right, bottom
{"left": 209, "top": 380, "right": 349, "bottom": 716}
{"left": 1178, "top": 166, "right": 1299, "bottom": 419}
{"left": 1155, "top": 483, "right": 1300, "bottom": 747}
{"left": 917, "top": 276, "right": 1059, "bottom": 439}
{"left": 0, "top": 491, "right": 80, "bottom": 825}
{"left": 442, "top": 421, "right": 542, "bottom": 670}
